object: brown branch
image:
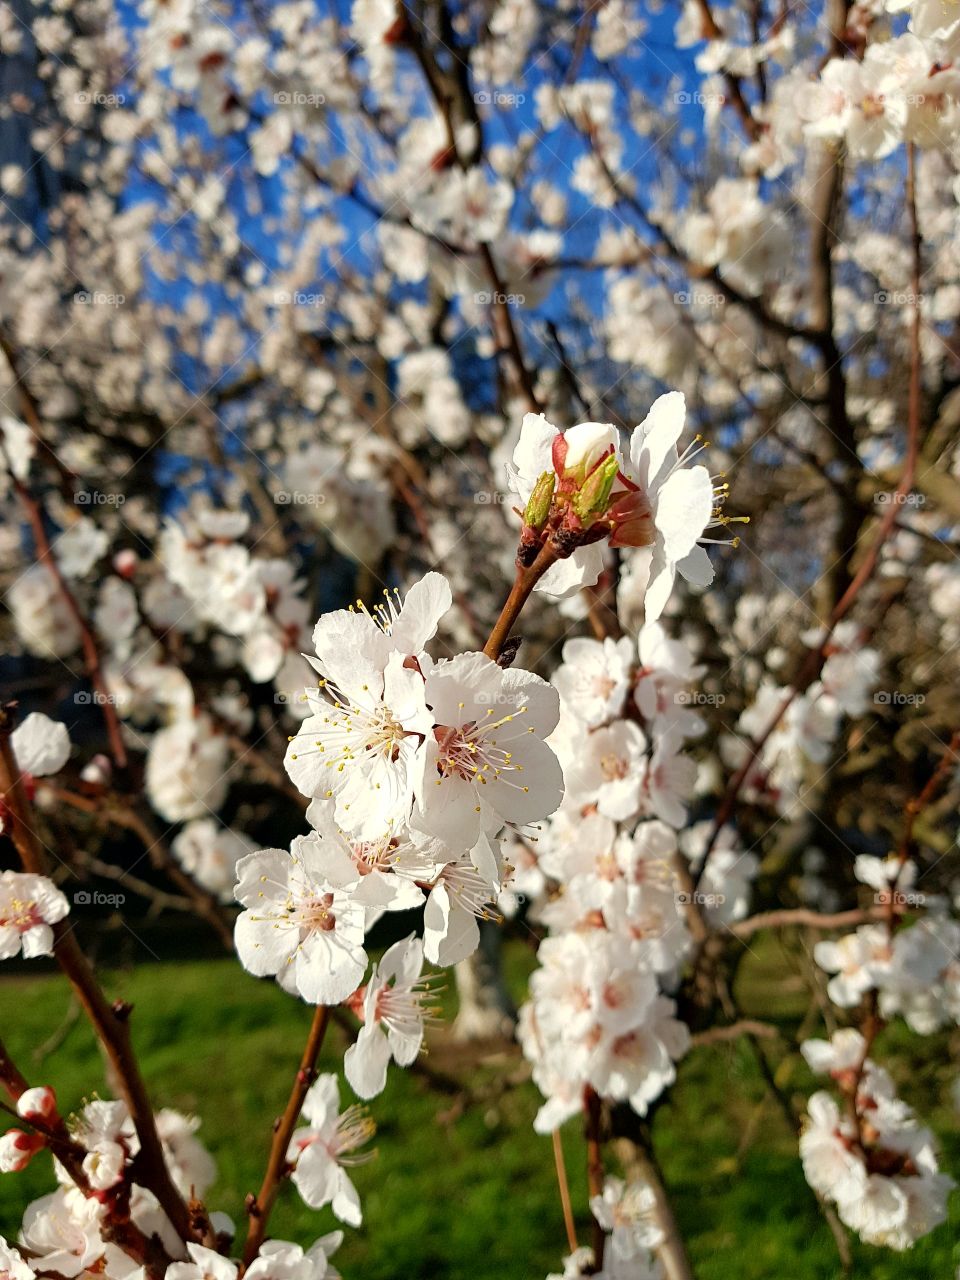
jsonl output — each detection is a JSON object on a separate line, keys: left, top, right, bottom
{"left": 583, "top": 1086, "right": 606, "bottom": 1273}
{"left": 49, "top": 787, "right": 234, "bottom": 950}
{"left": 806, "top": 0, "right": 860, "bottom": 616}
{"left": 7, "top": 474, "right": 128, "bottom": 769}
{"left": 483, "top": 541, "right": 559, "bottom": 660}
{"left": 894, "top": 728, "right": 960, "bottom": 869}
{"left": 1, "top": 1001, "right": 174, "bottom": 1279}
{"left": 404, "top": 15, "right": 541, "bottom": 413}
{"left": 689, "top": 1019, "right": 779, "bottom": 1046}
{"left": 692, "top": 0, "right": 761, "bottom": 140}
{"left": 615, "top": 1135, "right": 695, "bottom": 1280}
{"left": 71, "top": 849, "right": 194, "bottom": 914}
{"left": 242, "top": 1004, "right": 331, "bottom": 1266}
{"left": 728, "top": 906, "right": 886, "bottom": 939}
{"left": 0, "top": 328, "right": 78, "bottom": 492}
{"left": 0, "top": 718, "right": 199, "bottom": 1247}
{"left": 110, "top": 804, "right": 235, "bottom": 951}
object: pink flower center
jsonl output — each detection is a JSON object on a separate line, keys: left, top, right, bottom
{"left": 0, "top": 898, "right": 42, "bottom": 934}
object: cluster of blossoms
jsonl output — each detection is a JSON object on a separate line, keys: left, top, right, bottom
{"left": 515, "top": 613, "right": 749, "bottom": 1130}
{"left": 156, "top": 508, "right": 315, "bottom": 716}
{"left": 231, "top": 564, "right": 566, "bottom": 1237}
{"left": 795, "top": 18, "right": 960, "bottom": 163}
{"left": 0, "top": 1233, "right": 342, "bottom": 1280}
{"left": 507, "top": 392, "right": 728, "bottom": 615}
{"left": 0, "top": 389, "right": 747, "bottom": 1276}
{"left": 814, "top": 854, "right": 960, "bottom": 1033}
{"left": 799, "top": 1029, "right": 954, "bottom": 1248}
{"left": 501, "top": 402, "right": 751, "bottom": 1163}
{"left": 549, "top": 1174, "right": 667, "bottom": 1280}
{"left": 1, "top": 1091, "right": 237, "bottom": 1272}
{"left": 0, "top": 1037, "right": 354, "bottom": 1269}
{"left": 722, "top": 621, "right": 882, "bottom": 816}
{"left": 248, "top": 570, "right": 565, "bottom": 982}
{"left": 677, "top": 0, "right": 960, "bottom": 179}
{"left": 225, "top": 399, "right": 737, "bottom": 1259}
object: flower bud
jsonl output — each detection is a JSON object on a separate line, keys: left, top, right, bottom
{"left": 17, "top": 1086, "right": 57, "bottom": 1123}
{"left": 0, "top": 1129, "right": 45, "bottom": 1172}
{"left": 113, "top": 549, "right": 138, "bottom": 579}
{"left": 553, "top": 422, "right": 619, "bottom": 482}
{"left": 80, "top": 754, "right": 112, "bottom": 788}
{"left": 572, "top": 453, "right": 620, "bottom": 520}
{"left": 523, "top": 471, "right": 555, "bottom": 532}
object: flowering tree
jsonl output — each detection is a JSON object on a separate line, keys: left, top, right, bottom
{"left": 2, "top": 0, "right": 960, "bottom": 1275}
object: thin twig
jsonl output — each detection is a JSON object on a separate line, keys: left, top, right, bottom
{"left": 6, "top": 474, "right": 128, "bottom": 769}
{"left": 552, "top": 1129, "right": 579, "bottom": 1256}
{"left": 242, "top": 1004, "right": 331, "bottom": 1265}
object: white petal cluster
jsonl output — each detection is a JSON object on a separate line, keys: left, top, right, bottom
{"left": 4, "top": 1102, "right": 217, "bottom": 1277}
{"left": 6, "top": 566, "right": 82, "bottom": 659}
{"left": 236, "top": 572, "right": 563, "bottom": 1097}
{"left": 9, "top": 713, "right": 71, "bottom": 780}
{"left": 280, "top": 442, "right": 396, "bottom": 566}
{"left": 274, "top": 572, "right": 562, "bottom": 972}
{"left": 0, "top": 1238, "right": 34, "bottom": 1280}
{"left": 723, "top": 623, "right": 881, "bottom": 815}
{"left": 171, "top": 819, "right": 257, "bottom": 903}
{"left": 145, "top": 712, "right": 232, "bottom": 824}
{"left": 167, "top": 1238, "right": 342, "bottom": 1280}
{"left": 518, "top": 624, "right": 714, "bottom": 1130}
{"left": 800, "top": 1030, "right": 954, "bottom": 1249}
{"left": 797, "top": 35, "right": 960, "bottom": 160}
{"left": 158, "top": 511, "right": 314, "bottom": 699}
{"left": 0, "top": 872, "right": 69, "bottom": 960}
{"left": 552, "top": 625, "right": 705, "bottom": 830}
{"left": 681, "top": 177, "right": 790, "bottom": 297}
{"left": 287, "top": 1074, "right": 374, "bottom": 1226}
{"left": 814, "top": 898, "right": 960, "bottom": 1034}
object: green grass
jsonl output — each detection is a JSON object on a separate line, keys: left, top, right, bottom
{"left": 1, "top": 946, "right": 958, "bottom": 1279}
